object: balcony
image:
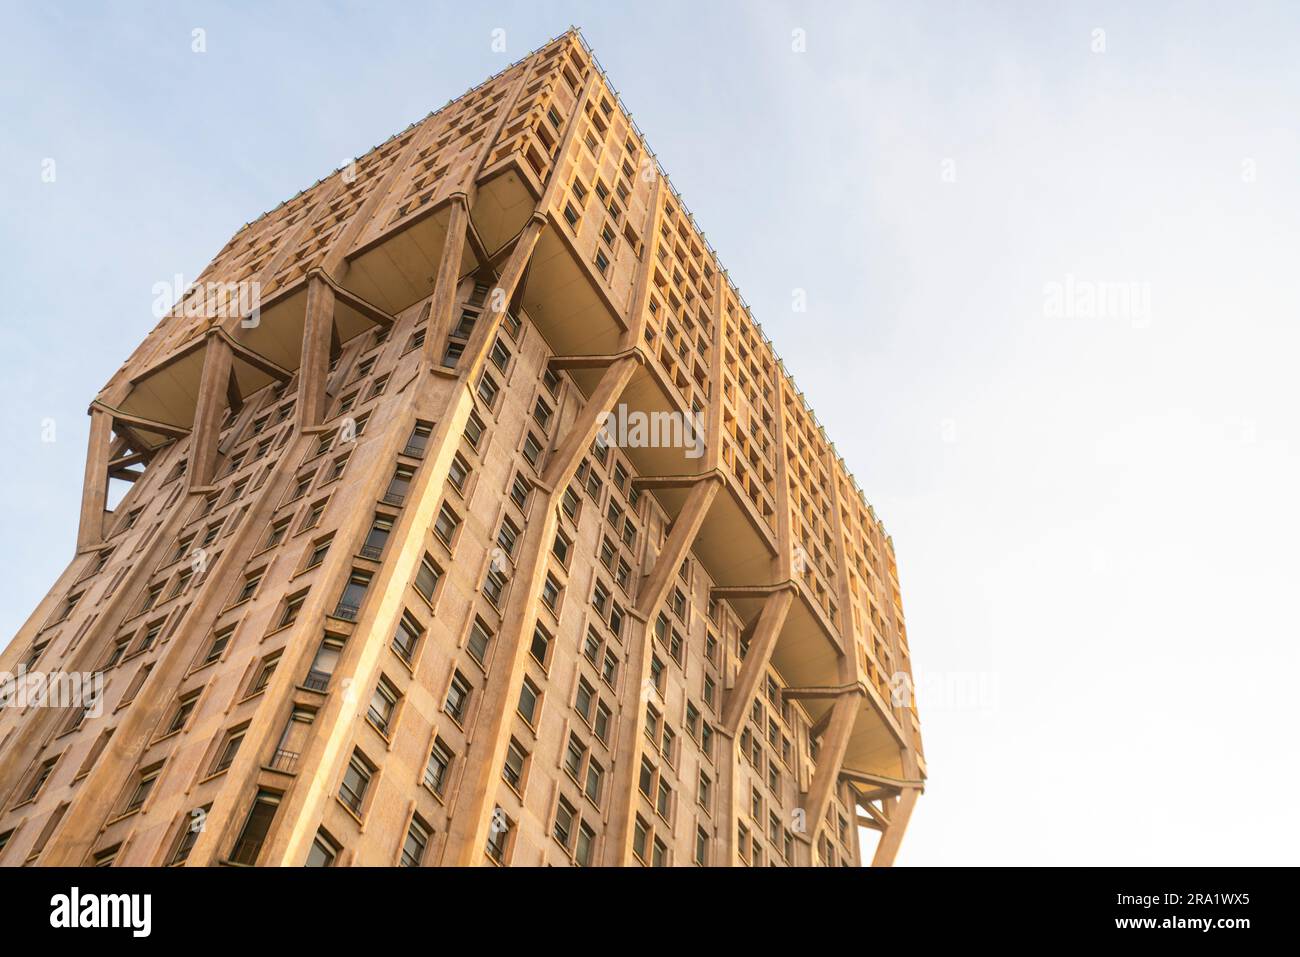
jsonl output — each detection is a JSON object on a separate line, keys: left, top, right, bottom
{"left": 359, "top": 543, "right": 384, "bottom": 560}
{"left": 269, "top": 749, "right": 300, "bottom": 773}
{"left": 332, "top": 601, "right": 360, "bottom": 622}
{"left": 303, "top": 669, "right": 331, "bottom": 692}
{"left": 228, "top": 837, "right": 263, "bottom": 866}
{"left": 381, "top": 491, "right": 406, "bottom": 507}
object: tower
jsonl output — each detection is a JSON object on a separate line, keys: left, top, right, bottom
{"left": 0, "top": 29, "right": 923, "bottom": 867}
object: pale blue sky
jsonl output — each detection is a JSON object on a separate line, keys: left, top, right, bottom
{"left": 2, "top": 1, "right": 1298, "bottom": 865}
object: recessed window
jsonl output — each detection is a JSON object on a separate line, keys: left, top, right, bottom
{"left": 338, "top": 750, "right": 373, "bottom": 815}
{"left": 392, "top": 612, "right": 423, "bottom": 664}
{"left": 434, "top": 505, "right": 460, "bottom": 545}
{"left": 413, "top": 555, "right": 441, "bottom": 602}
{"left": 424, "top": 737, "right": 454, "bottom": 794}
{"left": 367, "top": 678, "right": 400, "bottom": 735}
{"left": 518, "top": 676, "right": 541, "bottom": 725}
{"left": 204, "top": 625, "right": 235, "bottom": 665}
{"left": 401, "top": 816, "right": 430, "bottom": 867}
{"left": 502, "top": 739, "right": 527, "bottom": 790}
{"left": 467, "top": 617, "right": 493, "bottom": 665}
{"left": 445, "top": 671, "right": 472, "bottom": 723}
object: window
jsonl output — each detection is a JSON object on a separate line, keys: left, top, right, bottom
{"left": 169, "top": 805, "right": 210, "bottom": 865}
{"left": 20, "top": 756, "right": 58, "bottom": 804}
{"left": 518, "top": 677, "right": 541, "bottom": 725}
{"left": 404, "top": 422, "right": 432, "bottom": 458}
{"left": 496, "top": 517, "right": 520, "bottom": 556}
{"left": 401, "top": 816, "right": 430, "bottom": 867}
{"left": 279, "top": 592, "right": 306, "bottom": 627}
{"left": 633, "top": 817, "right": 649, "bottom": 862}
{"left": 553, "top": 797, "right": 576, "bottom": 848}
{"left": 448, "top": 454, "right": 470, "bottom": 492}
{"left": 489, "top": 338, "right": 511, "bottom": 372}
{"left": 385, "top": 465, "right": 415, "bottom": 506}
{"left": 483, "top": 566, "right": 507, "bottom": 606}
{"left": 453, "top": 308, "right": 478, "bottom": 338}
{"left": 166, "top": 690, "right": 201, "bottom": 734}
{"left": 540, "top": 573, "right": 561, "bottom": 611}
{"left": 229, "top": 790, "right": 280, "bottom": 864}
{"left": 124, "top": 762, "right": 163, "bottom": 812}
{"left": 576, "top": 822, "right": 596, "bottom": 867}
{"left": 304, "top": 535, "right": 331, "bottom": 569}
{"left": 552, "top": 530, "right": 571, "bottom": 565}
{"left": 532, "top": 398, "right": 552, "bottom": 430}
{"left": 464, "top": 412, "right": 486, "bottom": 449}
{"left": 212, "top": 727, "right": 245, "bottom": 774}
{"left": 467, "top": 617, "right": 493, "bottom": 664}
{"left": 561, "top": 486, "right": 580, "bottom": 520}
{"left": 574, "top": 677, "right": 595, "bottom": 723}
{"left": 502, "top": 739, "right": 527, "bottom": 789}
{"left": 265, "top": 518, "right": 290, "bottom": 550}
{"left": 361, "top": 515, "right": 392, "bottom": 559}
{"left": 639, "top": 757, "right": 656, "bottom": 798}
{"left": 510, "top": 473, "right": 531, "bottom": 509}
{"left": 414, "top": 555, "right": 441, "bottom": 602}
{"left": 392, "top": 612, "right": 423, "bottom": 664}
{"left": 522, "top": 432, "right": 543, "bottom": 467}
{"left": 306, "top": 634, "right": 346, "bottom": 691}
{"left": 425, "top": 738, "right": 454, "bottom": 794}
{"left": 585, "top": 759, "right": 604, "bottom": 804}
{"left": 235, "top": 572, "right": 261, "bottom": 604}
{"left": 434, "top": 504, "right": 460, "bottom": 545}
{"left": 486, "top": 809, "right": 511, "bottom": 864}
{"left": 338, "top": 750, "right": 373, "bottom": 814}
{"left": 334, "top": 571, "right": 371, "bottom": 620}
{"left": 524, "top": 621, "right": 553, "bottom": 669}
{"left": 445, "top": 671, "right": 472, "bottom": 723}
{"left": 695, "top": 827, "right": 709, "bottom": 865}
{"left": 306, "top": 831, "right": 339, "bottom": 867}
{"left": 652, "top": 837, "right": 668, "bottom": 867}
{"left": 104, "top": 636, "right": 129, "bottom": 669}
{"left": 250, "top": 653, "right": 279, "bottom": 694}
{"left": 477, "top": 372, "right": 500, "bottom": 408}
{"left": 367, "top": 678, "right": 399, "bottom": 734}
{"left": 203, "top": 625, "right": 234, "bottom": 665}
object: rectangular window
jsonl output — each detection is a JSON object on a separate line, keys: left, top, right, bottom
{"left": 401, "top": 816, "right": 430, "bottom": 867}
{"left": 424, "top": 738, "right": 454, "bottom": 794}
{"left": 414, "top": 555, "right": 441, "bottom": 602}
{"left": 392, "top": 612, "right": 423, "bottom": 664}
{"left": 338, "top": 750, "right": 373, "bottom": 814}
{"left": 230, "top": 791, "right": 280, "bottom": 865}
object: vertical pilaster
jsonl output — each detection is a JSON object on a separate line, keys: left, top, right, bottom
{"left": 421, "top": 194, "right": 470, "bottom": 366}
{"left": 76, "top": 408, "right": 112, "bottom": 550}
{"left": 188, "top": 332, "right": 233, "bottom": 489}
{"left": 298, "top": 275, "right": 336, "bottom": 427}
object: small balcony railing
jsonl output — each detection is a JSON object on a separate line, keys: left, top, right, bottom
{"left": 381, "top": 491, "right": 406, "bottom": 507}
{"left": 401, "top": 443, "right": 426, "bottom": 459}
{"left": 229, "top": 837, "right": 263, "bottom": 866}
{"left": 303, "top": 669, "right": 331, "bottom": 692}
{"left": 332, "top": 601, "right": 360, "bottom": 621}
{"left": 269, "top": 748, "right": 300, "bottom": 773}
{"left": 360, "top": 543, "right": 384, "bottom": 560}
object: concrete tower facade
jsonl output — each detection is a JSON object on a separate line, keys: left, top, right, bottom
{"left": 0, "top": 30, "right": 923, "bottom": 867}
